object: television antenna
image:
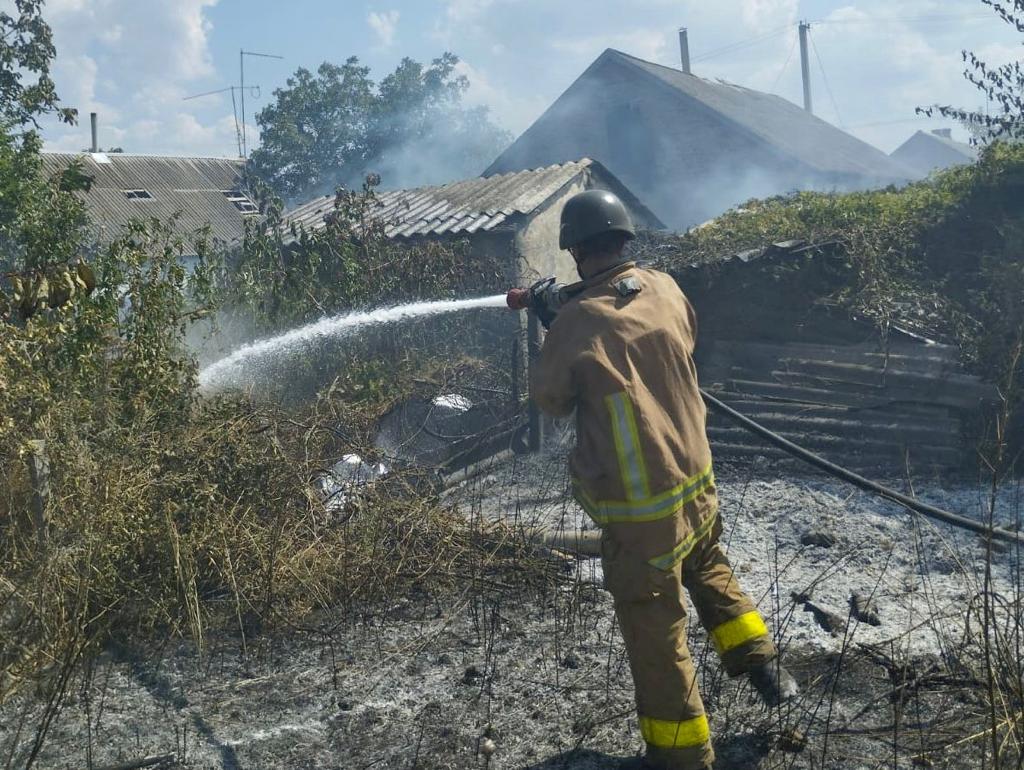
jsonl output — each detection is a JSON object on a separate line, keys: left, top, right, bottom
{"left": 240, "top": 50, "right": 284, "bottom": 159}
{"left": 183, "top": 85, "right": 256, "bottom": 158}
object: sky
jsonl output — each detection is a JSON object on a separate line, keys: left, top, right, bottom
{"left": 29, "top": 0, "right": 1022, "bottom": 159}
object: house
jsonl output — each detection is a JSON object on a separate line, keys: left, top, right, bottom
{"left": 39, "top": 152, "right": 259, "bottom": 257}
{"left": 890, "top": 129, "right": 978, "bottom": 178}
{"left": 484, "top": 49, "right": 915, "bottom": 230}
{"left": 283, "top": 157, "right": 663, "bottom": 286}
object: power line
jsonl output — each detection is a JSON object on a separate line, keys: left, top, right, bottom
{"left": 811, "top": 13, "right": 992, "bottom": 25}
{"left": 809, "top": 29, "right": 844, "bottom": 127}
{"left": 770, "top": 31, "right": 799, "bottom": 94}
{"left": 690, "top": 25, "right": 792, "bottom": 63}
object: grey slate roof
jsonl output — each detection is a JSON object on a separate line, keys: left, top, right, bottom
{"left": 40, "top": 152, "right": 256, "bottom": 245}
{"left": 890, "top": 130, "right": 978, "bottom": 177}
{"left": 283, "top": 158, "right": 663, "bottom": 240}
{"left": 487, "top": 49, "right": 914, "bottom": 184}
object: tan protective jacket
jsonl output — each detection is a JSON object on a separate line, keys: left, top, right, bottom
{"left": 532, "top": 262, "right": 717, "bottom": 570}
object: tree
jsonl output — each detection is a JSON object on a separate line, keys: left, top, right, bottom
{"left": 0, "top": 0, "right": 87, "bottom": 272}
{"left": 920, "top": 0, "right": 1024, "bottom": 145}
{"left": 0, "top": 0, "right": 76, "bottom": 131}
{"left": 249, "top": 53, "right": 511, "bottom": 202}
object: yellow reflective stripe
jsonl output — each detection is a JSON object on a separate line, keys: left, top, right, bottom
{"left": 573, "top": 463, "right": 714, "bottom": 525}
{"left": 605, "top": 393, "right": 649, "bottom": 501}
{"left": 710, "top": 611, "right": 770, "bottom": 654}
{"left": 639, "top": 713, "right": 710, "bottom": 749}
{"left": 647, "top": 509, "right": 719, "bottom": 571}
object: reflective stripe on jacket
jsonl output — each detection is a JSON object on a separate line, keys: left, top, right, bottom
{"left": 532, "top": 262, "right": 717, "bottom": 570}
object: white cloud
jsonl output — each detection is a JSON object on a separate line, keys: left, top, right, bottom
{"left": 740, "top": 0, "right": 798, "bottom": 30}
{"left": 368, "top": 10, "right": 401, "bottom": 48}
{"left": 444, "top": 0, "right": 495, "bottom": 23}
{"left": 37, "top": 0, "right": 244, "bottom": 156}
{"left": 551, "top": 29, "right": 670, "bottom": 63}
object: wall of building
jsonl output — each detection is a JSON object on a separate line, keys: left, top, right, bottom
{"left": 513, "top": 181, "right": 588, "bottom": 286}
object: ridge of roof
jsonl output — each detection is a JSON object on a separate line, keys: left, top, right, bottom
{"left": 41, "top": 151, "right": 244, "bottom": 162}
{"left": 283, "top": 158, "right": 663, "bottom": 240}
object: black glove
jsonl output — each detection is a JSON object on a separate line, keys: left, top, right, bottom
{"left": 528, "top": 277, "right": 561, "bottom": 330}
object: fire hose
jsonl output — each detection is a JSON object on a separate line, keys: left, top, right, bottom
{"left": 508, "top": 280, "right": 1024, "bottom": 547}
{"left": 700, "top": 389, "right": 1024, "bottom": 546}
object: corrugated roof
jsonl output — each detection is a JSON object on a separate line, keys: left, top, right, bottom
{"left": 487, "top": 49, "right": 915, "bottom": 184}
{"left": 283, "top": 158, "right": 664, "bottom": 240}
{"left": 890, "top": 130, "right": 978, "bottom": 178}
{"left": 40, "top": 152, "right": 256, "bottom": 245}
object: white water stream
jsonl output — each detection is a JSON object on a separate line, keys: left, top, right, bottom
{"left": 198, "top": 294, "right": 508, "bottom": 391}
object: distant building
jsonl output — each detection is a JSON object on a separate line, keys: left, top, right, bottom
{"left": 40, "top": 152, "right": 259, "bottom": 258}
{"left": 484, "top": 49, "right": 914, "bottom": 230}
{"left": 283, "top": 158, "right": 663, "bottom": 285}
{"left": 890, "top": 129, "right": 978, "bottom": 178}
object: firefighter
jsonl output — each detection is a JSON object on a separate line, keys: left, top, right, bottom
{"left": 530, "top": 190, "right": 798, "bottom": 770}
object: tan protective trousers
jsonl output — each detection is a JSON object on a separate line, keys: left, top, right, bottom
{"left": 601, "top": 514, "right": 777, "bottom": 770}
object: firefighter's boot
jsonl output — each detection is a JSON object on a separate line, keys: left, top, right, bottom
{"left": 748, "top": 660, "right": 799, "bottom": 706}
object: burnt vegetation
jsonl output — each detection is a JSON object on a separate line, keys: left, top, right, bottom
{"left": 2, "top": 1, "right": 1024, "bottom": 768}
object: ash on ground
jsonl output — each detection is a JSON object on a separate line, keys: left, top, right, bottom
{"left": 3, "top": 436, "right": 1022, "bottom": 769}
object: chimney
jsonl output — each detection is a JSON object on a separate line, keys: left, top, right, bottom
{"left": 932, "top": 128, "right": 953, "bottom": 139}
{"left": 678, "top": 28, "right": 691, "bottom": 74}
{"left": 90, "top": 112, "right": 98, "bottom": 153}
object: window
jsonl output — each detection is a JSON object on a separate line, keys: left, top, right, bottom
{"left": 123, "top": 189, "right": 153, "bottom": 200}
{"left": 222, "top": 190, "right": 259, "bottom": 215}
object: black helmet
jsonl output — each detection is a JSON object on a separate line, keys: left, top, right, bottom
{"left": 559, "top": 189, "right": 636, "bottom": 250}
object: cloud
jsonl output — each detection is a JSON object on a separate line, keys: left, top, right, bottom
{"left": 368, "top": 10, "right": 401, "bottom": 48}
{"left": 444, "top": 0, "right": 495, "bottom": 23}
{"left": 36, "top": 0, "right": 244, "bottom": 156}
{"left": 550, "top": 29, "right": 670, "bottom": 63}
{"left": 740, "top": 0, "right": 798, "bottom": 29}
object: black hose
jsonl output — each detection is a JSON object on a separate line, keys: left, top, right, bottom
{"left": 700, "top": 389, "right": 1024, "bottom": 545}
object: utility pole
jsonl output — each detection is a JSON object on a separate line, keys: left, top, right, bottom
{"left": 678, "top": 28, "right": 691, "bottom": 74}
{"left": 799, "top": 21, "right": 813, "bottom": 114}
{"left": 239, "top": 49, "right": 283, "bottom": 159}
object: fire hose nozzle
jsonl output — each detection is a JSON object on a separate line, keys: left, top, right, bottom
{"left": 506, "top": 287, "right": 531, "bottom": 311}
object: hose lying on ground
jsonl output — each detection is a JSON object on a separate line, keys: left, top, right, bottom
{"left": 700, "top": 388, "right": 1024, "bottom": 546}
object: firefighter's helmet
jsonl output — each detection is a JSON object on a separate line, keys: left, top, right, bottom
{"left": 559, "top": 189, "right": 636, "bottom": 250}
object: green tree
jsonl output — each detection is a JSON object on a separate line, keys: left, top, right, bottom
{"left": 0, "top": 0, "right": 76, "bottom": 131}
{"left": 249, "top": 53, "right": 510, "bottom": 201}
{"left": 920, "top": 0, "right": 1024, "bottom": 144}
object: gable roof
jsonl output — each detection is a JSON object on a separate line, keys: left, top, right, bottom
{"left": 39, "top": 153, "right": 257, "bottom": 245}
{"left": 486, "top": 49, "right": 913, "bottom": 184}
{"left": 283, "top": 158, "right": 664, "bottom": 240}
{"left": 890, "top": 130, "right": 978, "bottom": 177}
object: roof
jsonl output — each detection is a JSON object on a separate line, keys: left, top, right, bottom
{"left": 283, "top": 158, "right": 664, "bottom": 240}
{"left": 486, "top": 49, "right": 914, "bottom": 184}
{"left": 39, "top": 153, "right": 257, "bottom": 245}
{"left": 890, "top": 130, "right": 978, "bottom": 177}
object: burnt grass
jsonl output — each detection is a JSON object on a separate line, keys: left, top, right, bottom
{"left": 0, "top": 577, "right": 1010, "bottom": 769}
{"left": 2, "top": 454, "right": 1022, "bottom": 769}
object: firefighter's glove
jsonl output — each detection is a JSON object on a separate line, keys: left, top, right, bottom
{"left": 528, "top": 277, "right": 563, "bottom": 330}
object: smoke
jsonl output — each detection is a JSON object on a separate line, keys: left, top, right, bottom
{"left": 360, "top": 107, "right": 511, "bottom": 192}
{"left": 647, "top": 162, "right": 861, "bottom": 231}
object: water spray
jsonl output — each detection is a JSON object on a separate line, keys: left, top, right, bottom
{"left": 199, "top": 294, "right": 509, "bottom": 391}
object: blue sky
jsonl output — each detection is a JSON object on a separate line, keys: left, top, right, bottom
{"left": 33, "top": 0, "right": 1020, "bottom": 159}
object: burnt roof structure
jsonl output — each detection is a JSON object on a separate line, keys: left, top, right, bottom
{"left": 890, "top": 130, "right": 978, "bottom": 178}
{"left": 40, "top": 152, "right": 258, "bottom": 247}
{"left": 485, "top": 49, "right": 915, "bottom": 230}
{"left": 283, "top": 158, "right": 664, "bottom": 241}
